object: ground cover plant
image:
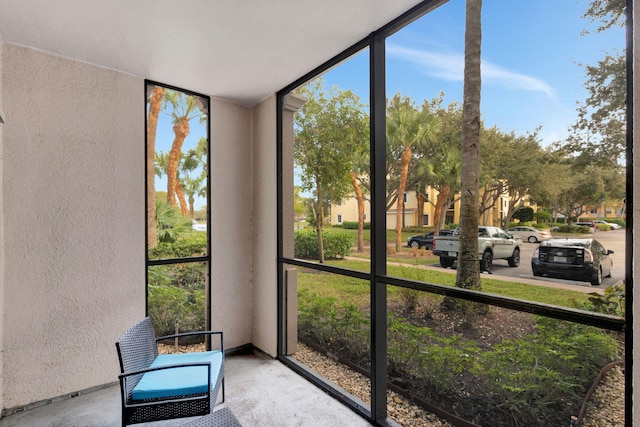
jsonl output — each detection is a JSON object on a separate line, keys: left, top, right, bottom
{"left": 297, "top": 264, "right": 623, "bottom": 426}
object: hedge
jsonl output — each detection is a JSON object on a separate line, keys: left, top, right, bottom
{"left": 294, "top": 230, "right": 353, "bottom": 259}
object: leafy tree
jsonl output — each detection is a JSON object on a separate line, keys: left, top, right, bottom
{"left": 533, "top": 209, "right": 552, "bottom": 224}
{"left": 526, "top": 154, "right": 575, "bottom": 222}
{"left": 512, "top": 207, "right": 534, "bottom": 223}
{"left": 498, "top": 132, "right": 546, "bottom": 227}
{"left": 456, "top": 0, "right": 482, "bottom": 292}
{"left": 557, "top": 166, "right": 607, "bottom": 221}
{"left": 294, "top": 79, "right": 368, "bottom": 263}
{"left": 478, "top": 126, "right": 508, "bottom": 224}
{"left": 561, "top": 0, "right": 626, "bottom": 165}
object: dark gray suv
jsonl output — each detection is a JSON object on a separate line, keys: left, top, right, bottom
{"left": 531, "top": 238, "right": 613, "bottom": 286}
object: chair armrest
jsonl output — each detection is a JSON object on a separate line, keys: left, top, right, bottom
{"left": 120, "top": 361, "right": 212, "bottom": 380}
{"left": 156, "top": 331, "right": 224, "bottom": 352}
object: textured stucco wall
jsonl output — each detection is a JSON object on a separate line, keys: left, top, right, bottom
{"left": 2, "top": 43, "right": 145, "bottom": 408}
{"left": 209, "top": 98, "right": 253, "bottom": 349}
{"left": 0, "top": 40, "right": 5, "bottom": 412}
{"left": 251, "top": 95, "right": 277, "bottom": 356}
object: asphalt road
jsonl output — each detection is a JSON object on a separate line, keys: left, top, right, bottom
{"left": 464, "top": 229, "right": 626, "bottom": 290}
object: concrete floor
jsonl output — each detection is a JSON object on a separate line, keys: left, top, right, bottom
{"left": 0, "top": 350, "right": 373, "bottom": 427}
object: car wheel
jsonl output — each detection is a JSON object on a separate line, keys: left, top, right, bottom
{"left": 528, "top": 236, "right": 538, "bottom": 243}
{"left": 440, "top": 257, "right": 455, "bottom": 268}
{"left": 605, "top": 263, "right": 613, "bottom": 278}
{"left": 480, "top": 251, "right": 492, "bottom": 273}
{"left": 410, "top": 241, "right": 420, "bottom": 249}
{"left": 591, "top": 267, "right": 603, "bottom": 286}
{"left": 508, "top": 248, "right": 520, "bottom": 267}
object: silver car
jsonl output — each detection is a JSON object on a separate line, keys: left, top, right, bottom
{"left": 507, "top": 226, "right": 552, "bottom": 243}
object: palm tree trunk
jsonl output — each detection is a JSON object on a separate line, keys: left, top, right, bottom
{"left": 167, "top": 117, "right": 190, "bottom": 207}
{"left": 433, "top": 183, "right": 451, "bottom": 232}
{"left": 176, "top": 180, "right": 189, "bottom": 216}
{"left": 416, "top": 190, "right": 426, "bottom": 227}
{"left": 456, "top": 0, "right": 482, "bottom": 291}
{"left": 395, "top": 145, "right": 412, "bottom": 252}
{"left": 147, "top": 86, "right": 164, "bottom": 249}
{"left": 350, "top": 171, "right": 365, "bottom": 252}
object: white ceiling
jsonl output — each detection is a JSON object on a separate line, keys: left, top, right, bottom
{"left": 0, "top": 0, "right": 425, "bottom": 106}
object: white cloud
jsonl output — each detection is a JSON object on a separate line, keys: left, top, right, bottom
{"left": 387, "top": 44, "right": 556, "bottom": 99}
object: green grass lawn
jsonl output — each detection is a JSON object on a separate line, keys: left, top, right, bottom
{"left": 298, "top": 259, "right": 591, "bottom": 308}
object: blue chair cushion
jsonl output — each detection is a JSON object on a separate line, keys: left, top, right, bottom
{"left": 131, "top": 351, "right": 222, "bottom": 401}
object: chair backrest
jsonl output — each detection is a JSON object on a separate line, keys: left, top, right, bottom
{"left": 116, "top": 317, "right": 159, "bottom": 397}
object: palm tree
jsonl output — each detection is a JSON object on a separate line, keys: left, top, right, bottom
{"left": 147, "top": 85, "right": 165, "bottom": 249}
{"left": 164, "top": 91, "right": 207, "bottom": 209}
{"left": 386, "top": 95, "right": 434, "bottom": 252}
{"left": 155, "top": 199, "right": 194, "bottom": 243}
{"left": 456, "top": 0, "right": 482, "bottom": 291}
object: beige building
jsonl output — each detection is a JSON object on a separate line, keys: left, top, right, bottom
{"left": 331, "top": 187, "right": 512, "bottom": 229}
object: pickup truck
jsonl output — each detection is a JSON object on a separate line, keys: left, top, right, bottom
{"left": 432, "top": 226, "right": 522, "bottom": 273}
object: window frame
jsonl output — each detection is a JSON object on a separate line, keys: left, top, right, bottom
{"left": 144, "top": 79, "right": 212, "bottom": 334}
{"left": 276, "top": 1, "right": 633, "bottom": 424}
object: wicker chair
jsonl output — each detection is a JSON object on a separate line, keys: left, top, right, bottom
{"left": 115, "top": 317, "right": 225, "bottom": 426}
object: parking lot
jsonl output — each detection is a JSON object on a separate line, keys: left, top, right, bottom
{"left": 437, "top": 229, "right": 626, "bottom": 289}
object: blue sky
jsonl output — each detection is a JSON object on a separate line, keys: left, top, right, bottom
{"left": 154, "top": 1, "right": 625, "bottom": 210}
{"left": 321, "top": 0, "right": 625, "bottom": 147}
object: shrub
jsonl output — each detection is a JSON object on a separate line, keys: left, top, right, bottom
{"left": 294, "top": 231, "right": 353, "bottom": 259}
{"left": 387, "top": 315, "right": 480, "bottom": 396}
{"left": 341, "top": 221, "right": 371, "bottom": 229}
{"left": 556, "top": 224, "right": 591, "bottom": 233}
{"left": 577, "top": 283, "right": 626, "bottom": 316}
{"left": 476, "top": 317, "right": 619, "bottom": 425}
{"left": 402, "top": 226, "right": 430, "bottom": 233}
{"left": 149, "top": 233, "right": 207, "bottom": 259}
{"left": 148, "top": 284, "right": 205, "bottom": 336}
{"left": 398, "top": 288, "right": 421, "bottom": 313}
{"left": 534, "top": 209, "right": 552, "bottom": 223}
{"left": 298, "top": 290, "right": 369, "bottom": 362}
{"left": 297, "top": 278, "right": 621, "bottom": 427}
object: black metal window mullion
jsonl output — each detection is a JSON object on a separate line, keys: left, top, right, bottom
{"left": 624, "top": 0, "right": 634, "bottom": 424}
{"left": 370, "top": 31, "right": 388, "bottom": 425}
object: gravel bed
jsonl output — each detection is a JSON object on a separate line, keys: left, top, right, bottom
{"left": 581, "top": 365, "right": 625, "bottom": 427}
{"left": 294, "top": 343, "right": 453, "bottom": 427}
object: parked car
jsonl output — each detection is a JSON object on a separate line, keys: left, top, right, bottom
{"left": 507, "top": 226, "right": 551, "bottom": 243}
{"left": 531, "top": 238, "right": 614, "bottom": 286}
{"left": 432, "top": 226, "right": 522, "bottom": 272}
{"left": 593, "top": 219, "right": 622, "bottom": 230}
{"left": 407, "top": 229, "right": 454, "bottom": 250}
